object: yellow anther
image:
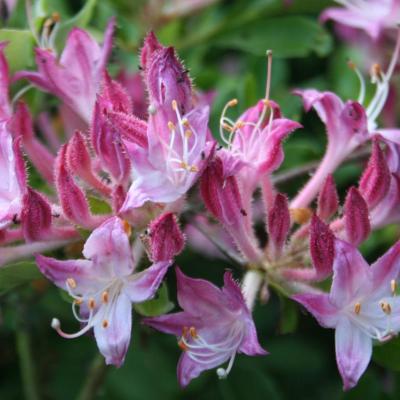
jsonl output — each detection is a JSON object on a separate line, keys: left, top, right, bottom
{"left": 178, "top": 339, "right": 188, "bottom": 351}
{"left": 74, "top": 298, "right": 83, "bottom": 305}
{"left": 347, "top": 59, "right": 356, "bottom": 70}
{"left": 122, "top": 220, "right": 132, "bottom": 237}
{"left": 235, "top": 120, "right": 245, "bottom": 129}
{"left": 180, "top": 161, "right": 188, "bottom": 170}
{"left": 66, "top": 278, "right": 77, "bottom": 289}
{"left": 51, "top": 12, "right": 61, "bottom": 22}
{"left": 380, "top": 301, "right": 392, "bottom": 315}
{"left": 189, "top": 165, "right": 199, "bottom": 173}
{"left": 371, "top": 63, "right": 382, "bottom": 77}
{"left": 172, "top": 100, "right": 178, "bottom": 110}
{"left": 189, "top": 327, "right": 198, "bottom": 338}
{"left": 185, "top": 130, "right": 192, "bottom": 138}
{"left": 222, "top": 123, "right": 233, "bottom": 132}
{"left": 354, "top": 302, "right": 361, "bottom": 315}
{"left": 182, "top": 118, "right": 190, "bottom": 127}
{"left": 182, "top": 326, "right": 188, "bottom": 337}
{"left": 88, "top": 298, "right": 96, "bottom": 310}
{"left": 262, "top": 98, "right": 270, "bottom": 107}
{"left": 102, "top": 320, "right": 109, "bottom": 329}
{"left": 290, "top": 208, "right": 312, "bottom": 225}
{"left": 228, "top": 99, "right": 238, "bottom": 107}
{"left": 391, "top": 279, "right": 397, "bottom": 295}
{"left": 168, "top": 121, "right": 176, "bottom": 131}
{"left": 102, "top": 291, "right": 109, "bottom": 304}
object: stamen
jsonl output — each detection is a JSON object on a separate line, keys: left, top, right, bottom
{"left": 66, "top": 278, "right": 77, "bottom": 289}
{"left": 102, "top": 320, "right": 109, "bottom": 329}
{"left": 168, "top": 121, "right": 176, "bottom": 131}
{"left": 178, "top": 339, "right": 188, "bottom": 351}
{"left": 290, "top": 208, "right": 312, "bottom": 225}
{"left": 74, "top": 298, "right": 83, "bottom": 305}
{"left": 391, "top": 279, "right": 397, "bottom": 296}
{"left": 88, "top": 298, "right": 96, "bottom": 310}
{"left": 354, "top": 302, "right": 361, "bottom": 315}
{"left": 185, "top": 130, "right": 192, "bottom": 138}
{"left": 189, "top": 165, "right": 198, "bottom": 173}
{"left": 122, "top": 220, "right": 132, "bottom": 237}
{"left": 380, "top": 301, "right": 392, "bottom": 315}
{"left": 182, "top": 118, "right": 190, "bottom": 127}
{"left": 227, "top": 99, "right": 238, "bottom": 107}
{"left": 222, "top": 122, "right": 234, "bottom": 132}
{"left": 102, "top": 291, "right": 109, "bottom": 304}
{"left": 347, "top": 59, "right": 366, "bottom": 104}
{"left": 189, "top": 327, "right": 198, "bottom": 338}
{"left": 148, "top": 104, "right": 156, "bottom": 115}
{"left": 172, "top": 99, "right": 178, "bottom": 111}
{"left": 265, "top": 50, "right": 273, "bottom": 101}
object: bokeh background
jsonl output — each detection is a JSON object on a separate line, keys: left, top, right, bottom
{"left": 0, "top": 0, "right": 400, "bottom": 399}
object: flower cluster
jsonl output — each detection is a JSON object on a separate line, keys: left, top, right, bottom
{"left": 1, "top": 2, "right": 400, "bottom": 391}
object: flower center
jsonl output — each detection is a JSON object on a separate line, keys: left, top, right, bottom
{"left": 177, "top": 323, "right": 245, "bottom": 379}
{"left": 51, "top": 277, "right": 122, "bottom": 339}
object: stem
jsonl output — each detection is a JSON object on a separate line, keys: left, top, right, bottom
{"left": 76, "top": 353, "right": 108, "bottom": 400}
{"left": 242, "top": 270, "right": 263, "bottom": 310}
{"left": 16, "top": 325, "right": 40, "bottom": 400}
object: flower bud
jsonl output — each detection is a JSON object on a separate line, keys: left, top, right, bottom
{"left": 317, "top": 174, "right": 339, "bottom": 220}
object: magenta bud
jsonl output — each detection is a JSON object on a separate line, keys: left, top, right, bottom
{"left": 149, "top": 213, "right": 185, "bottom": 262}
{"left": 359, "top": 138, "right": 391, "bottom": 209}
{"left": 317, "top": 174, "right": 339, "bottom": 220}
{"left": 310, "top": 214, "right": 334, "bottom": 280}
{"left": 267, "top": 193, "right": 290, "bottom": 259}
{"left": 101, "top": 72, "right": 132, "bottom": 114}
{"left": 55, "top": 145, "right": 94, "bottom": 228}
{"left": 200, "top": 157, "right": 243, "bottom": 227}
{"left": 344, "top": 187, "right": 371, "bottom": 246}
{"left": 106, "top": 110, "right": 148, "bottom": 148}
{"left": 21, "top": 187, "right": 52, "bottom": 242}
{"left": 140, "top": 31, "right": 163, "bottom": 73}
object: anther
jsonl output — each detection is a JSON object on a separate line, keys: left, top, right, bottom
{"left": 185, "top": 130, "right": 192, "bottom": 138}
{"left": 66, "top": 278, "right": 77, "bottom": 289}
{"left": 189, "top": 165, "right": 198, "bottom": 173}
{"left": 102, "top": 291, "right": 109, "bottom": 304}
{"left": 380, "top": 301, "right": 392, "bottom": 315}
{"left": 371, "top": 63, "right": 382, "bottom": 78}
{"left": 354, "top": 302, "right": 361, "bottom": 315}
{"left": 51, "top": 12, "right": 61, "bottom": 22}
{"left": 189, "top": 326, "right": 198, "bottom": 338}
{"left": 172, "top": 100, "right": 178, "bottom": 111}
{"left": 290, "top": 208, "right": 312, "bottom": 224}
{"left": 180, "top": 161, "right": 188, "bottom": 170}
{"left": 222, "top": 123, "right": 233, "bottom": 132}
{"left": 178, "top": 339, "right": 188, "bottom": 351}
{"left": 235, "top": 120, "right": 245, "bottom": 129}
{"left": 102, "top": 320, "right": 109, "bottom": 329}
{"left": 227, "top": 99, "right": 238, "bottom": 107}
{"left": 122, "top": 220, "right": 132, "bottom": 237}
{"left": 347, "top": 59, "right": 356, "bottom": 70}
{"left": 88, "top": 298, "right": 96, "bottom": 310}
{"left": 391, "top": 279, "right": 397, "bottom": 295}
{"left": 74, "top": 298, "right": 83, "bottom": 305}
{"left": 51, "top": 318, "right": 61, "bottom": 330}
{"left": 262, "top": 99, "right": 270, "bottom": 106}
{"left": 182, "top": 118, "right": 190, "bottom": 127}
{"left": 167, "top": 121, "right": 175, "bottom": 131}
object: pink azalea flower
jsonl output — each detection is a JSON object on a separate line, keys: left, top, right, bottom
{"left": 15, "top": 19, "right": 115, "bottom": 123}
{"left": 144, "top": 268, "right": 266, "bottom": 387}
{"left": 108, "top": 34, "right": 213, "bottom": 211}
{"left": 0, "top": 122, "right": 26, "bottom": 229}
{"left": 293, "top": 239, "right": 400, "bottom": 390}
{"left": 321, "top": 0, "right": 400, "bottom": 40}
{"left": 36, "top": 216, "right": 171, "bottom": 366}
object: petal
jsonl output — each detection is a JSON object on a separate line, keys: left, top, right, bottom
{"left": 376, "top": 129, "right": 400, "bottom": 145}
{"left": 176, "top": 267, "right": 225, "bottom": 317}
{"left": 239, "top": 319, "right": 268, "bottom": 356}
{"left": 177, "top": 352, "right": 207, "bottom": 388}
{"left": 222, "top": 271, "right": 247, "bottom": 312}
{"left": 35, "top": 254, "right": 100, "bottom": 293}
{"left": 94, "top": 292, "right": 132, "bottom": 367}
{"left": 292, "top": 293, "right": 338, "bottom": 328}
{"left": 143, "top": 311, "right": 200, "bottom": 336}
{"left": 330, "top": 239, "right": 372, "bottom": 309}
{"left": 370, "top": 240, "right": 400, "bottom": 296}
{"left": 83, "top": 216, "right": 134, "bottom": 278}
{"left": 335, "top": 318, "right": 372, "bottom": 390}
{"left": 123, "top": 261, "right": 171, "bottom": 303}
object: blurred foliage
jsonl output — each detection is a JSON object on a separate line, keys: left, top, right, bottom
{"left": 0, "top": 0, "right": 399, "bottom": 399}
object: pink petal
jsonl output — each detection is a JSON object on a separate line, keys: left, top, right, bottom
{"left": 335, "top": 318, "right": 372, "bottom": 390}
{"left": 124, "top": 261, "right": 171, "bottom": 303}
{"left": 317, "top": 174, "right": 339, "bottom": 220}
{"left": 94, "top": 291, "right": 132, "bottom": 367}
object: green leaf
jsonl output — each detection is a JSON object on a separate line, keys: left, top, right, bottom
{"left": 0, "top": 261, "right": 42, "bottom": 294}
{"left": 88, "top": 196, "right": 112, "bottom": 215}
{"left": 55, "top": 0, "right": 98, "bottom": 49}
{"left": 216, "top": 16, "right": 332, "bottom": 58}
{"left": 373, "top": 337, "right": 400, "bottom": 372}
{"left": 134, "top": 283, "right": 174, "bottom": 317}
{"left": 279, "top": 297, "right": 299, "bottom": 334}
{"left": 0, "top": 29, "right": 35, "bottom": 72}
